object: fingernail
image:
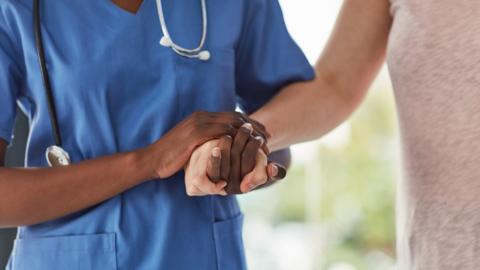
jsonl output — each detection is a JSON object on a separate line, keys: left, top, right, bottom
{"left": 269, "top": 164, "right": 278, "bottom": 177}
{"left": 212, "top": 148, "right": 221, "bottom": 158}
{"left": 248, "top": 183, "right": 257, "bottom": 192}
{"left": 242, "top": 123, "right": 253, "bottom": 131}
{"left": 255, "top": 136, "right": 265, "bottom": 145}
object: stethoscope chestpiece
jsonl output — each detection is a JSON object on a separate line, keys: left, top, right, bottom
{"left": 45, "top": 145, "right": 71, "bottom": 167}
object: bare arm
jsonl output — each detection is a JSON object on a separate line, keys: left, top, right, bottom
{"left": 0, "top": 112, "right": 267, "bottom": 228}
{"left": 251, "top": 0, "right": 393, "bottom": 151}
{"left": 0, "top": 139, "right": 153, "bottom": 228}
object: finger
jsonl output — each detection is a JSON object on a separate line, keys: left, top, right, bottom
{"left": 240, "top": 167, "right": 268, "bottom": 194}
{"left": 215, "top": 112, "right": 245, "bottom": 129}
{"left": 267, "top": 162, "right": 287, "bottom": 181}
{"left": 195, "top": 177, "right": 225, "bottom": 196}
{"left": 240, "top": 151, "right": 268, "bottom": 193}
{"left": 215, "top": 181, "right": 228, "bottom": 196}
{"left": 240, "top": 115, "right": 271, "bottom": 139}
{"left": 251, "top": 162, "right": 287, "bottom": 190}
{"left": 241, "top": 136, "right": 263, "bottom": 178}
{"left": 227, "top": 124, "right": 253, "bottom": 194}
{"left": 186, "top": 184, "right": 203, "bottom": 196}
{"left": 195, "top": 124, "right": 237, "bottom": 146}
{"left": 206, "top": 147, "right": 222, "bottom": 183}
{"left": 252, "top": 130, "right": 270, "bottom": 155}
{"left": 218, "top": 135, "right": 232, "bottom": 180}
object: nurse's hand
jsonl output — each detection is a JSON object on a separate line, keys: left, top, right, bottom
{"left": 206, "top": 125, "right": 287, "bottom": 194}
{"left": 146, "top": 111, "right": 269, "bottom": 179}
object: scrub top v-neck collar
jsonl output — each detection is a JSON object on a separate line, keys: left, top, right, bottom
{"left": 111, "top": 0, "right": 145, "bottom": 14}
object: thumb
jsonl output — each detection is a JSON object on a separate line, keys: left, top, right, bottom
{"left": 267, "top": 162, "right": 287, "bottom": 181}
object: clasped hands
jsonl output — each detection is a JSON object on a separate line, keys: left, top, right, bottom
{"left": 185, "top": 122, "right": 286, "bottom": 196}
{"left": 147, "top": 111, "right": 286, "bottom": 196}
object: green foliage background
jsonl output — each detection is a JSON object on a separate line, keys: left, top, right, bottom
{"left": 241, "top": 80, "right": 398, "bottom": 270}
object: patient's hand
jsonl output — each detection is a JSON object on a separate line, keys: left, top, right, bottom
{"left": 184, "top": 124, "right": 286, "bottom": 196}
{"left": 184, "top": 139, "right": 229, "bottom": 196}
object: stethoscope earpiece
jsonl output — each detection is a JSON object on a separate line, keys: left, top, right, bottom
{"left": 198, "top": 50, "right": 210, "bottom": 61}
{"left": 156, "top": 0, "right": 210, "bottom": 61}
{"left": 159, "top": 36, "right": 173, "bottom": 47}
{"left": 160, "top": 35, "right": 211, "bottom": 61}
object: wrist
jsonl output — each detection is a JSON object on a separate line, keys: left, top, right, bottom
{"left": 130, "top": 146, "right": 159, "bottom": 182}
{"left": 140, "top": 138, "right": 188, "bottom": 179}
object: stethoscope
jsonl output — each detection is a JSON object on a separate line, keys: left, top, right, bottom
{"left": 33, "top": 0, "right": 210, "bottom": 167}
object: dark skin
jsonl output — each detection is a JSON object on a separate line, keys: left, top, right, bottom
{"left": 0, "top": 0, "right": 285, "bottom": 227}
{"left": 110, "top": 0, "right": 286, "bottom": 193}
{"left": 0, "top": 111, "right": 268, "bottom": 227}
{"left": 206, "top": 125, "right": 288, "bottom": 195}
{"left": 111, "top": 0, "right": 144, "bottom": 14}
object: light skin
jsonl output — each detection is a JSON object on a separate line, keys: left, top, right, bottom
{"left": 252, "top": 0, "right": 392, "bottom": 150}
{"left": 188, "top": 0, "right": 393, "bottom": 189}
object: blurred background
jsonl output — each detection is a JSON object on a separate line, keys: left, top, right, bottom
{"left": 239, "top": 1, "right": 399, "bottom": 270}
{"left": 0, "top": 1, "right": 399, "bottom": 269}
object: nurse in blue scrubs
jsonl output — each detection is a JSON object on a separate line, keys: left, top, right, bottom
{"left": 0, "top": 0, "right": 313, "bottom": 269}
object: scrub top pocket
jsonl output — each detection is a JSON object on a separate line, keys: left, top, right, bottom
{"left": 213, "top": 214, "right": 247, "bottom": 270}
{"left": 9, "top": 233, "right": 117, "bottom": 270}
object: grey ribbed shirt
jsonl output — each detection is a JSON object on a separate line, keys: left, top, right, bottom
{"left": 388, "top": 0, "right": 480, "bottom": 269}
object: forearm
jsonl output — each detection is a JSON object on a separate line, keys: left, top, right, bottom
{"left": 251, "top": 0, "right": 391, "bottom": 151}
{"left": 251, "top": 76, "right": 365, "bottom": 151}
{"left": 0, "top": 111, "right": 268, "bottom": 227}
{"left": 0, "top": 148, "right": 152, "bottom": 228}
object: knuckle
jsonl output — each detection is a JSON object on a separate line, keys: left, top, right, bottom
{"left": 233, "top": 119, "right": 244, "bottom": 127}
{"left": 191, "top": 121, "right": 202, "bottom": 132}
{"left": 219, "top": 136, "right": 231, "bottom": 146}
{"left": 186, "top": 186, "right": 197, "bottom": 196}
{"left": 224, "top": 125, "right": 236, "bottom": 134}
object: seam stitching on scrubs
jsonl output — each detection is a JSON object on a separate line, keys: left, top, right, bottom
{"left": 0, "top": 7, "right": 26, "bottom": 75}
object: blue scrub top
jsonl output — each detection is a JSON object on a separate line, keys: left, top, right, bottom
{"left": 0, "top": 0, "right": 314, "bottom": 269}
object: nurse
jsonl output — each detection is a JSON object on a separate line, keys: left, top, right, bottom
{"left": 0, "top": 0, "right": 313, "bottom": 270}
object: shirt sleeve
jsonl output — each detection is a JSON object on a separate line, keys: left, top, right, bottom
{"left": 235, "top": 0, "right": 314, "bottom": 114}
{"left": 0, "top": 16, "right": 22, "bottom": 144}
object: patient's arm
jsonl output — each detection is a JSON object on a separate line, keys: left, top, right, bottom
{"left": 252, "top": 0, "right": 392, "bottom": 151}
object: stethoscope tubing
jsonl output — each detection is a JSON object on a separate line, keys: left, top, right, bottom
{"left": 33, "top": 0, "right": 63, "bottom": 147}
{"left": 32, "top": 0, "right": 210, "bottom": 166}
